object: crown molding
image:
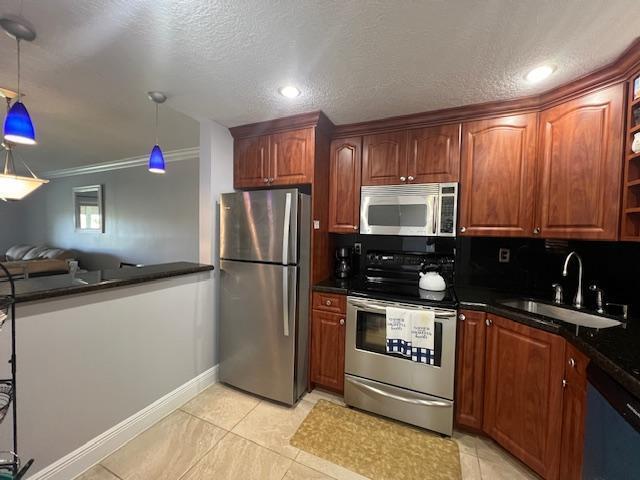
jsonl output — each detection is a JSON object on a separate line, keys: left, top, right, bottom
{"left": 42, "top": 147, "right": 199, "bottom": 179}
{"left": 229, "top": 110, "right": 334, "bottom": 139}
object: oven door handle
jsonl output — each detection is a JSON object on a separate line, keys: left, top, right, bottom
{"left": 345, "top": 376, "right": 451, "bottom": 407}
{"left": 348, "top": 300, "right": 456, "bottom": 319}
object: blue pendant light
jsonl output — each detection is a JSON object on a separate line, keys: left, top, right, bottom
{"left": 148, "top": 144, "right": 165, "bottom": 174}
{"left": 4, "top": 101, "right": 35, "bottom": 145}
{"left": 1, "top": 17, "right": 37, "bottom": 145}
{"left": 147, "top": 91, "right": 167, "bottom": 174}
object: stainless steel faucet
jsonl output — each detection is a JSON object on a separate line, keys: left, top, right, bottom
{"left": 562, "top": 251, "right": 584, "bottom": 309}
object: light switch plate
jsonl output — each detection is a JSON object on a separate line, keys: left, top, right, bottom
{"left": 499, "top": 248, "right": 511, "bottom": 263}
{"left": 354, "top": 243, "right": 362, "bottom": 255}
{"left": 313, "top": 220, "right": 320, "bottom": 230}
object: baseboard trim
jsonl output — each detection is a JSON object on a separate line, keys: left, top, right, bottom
{"left": 29, "top": 365, "right": 219, "bottom": 480}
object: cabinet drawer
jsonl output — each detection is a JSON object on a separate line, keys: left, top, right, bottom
{"left": 565, "top": 343, "right": 589, "bottom": 390}
{"left": 312, "top": 291, "right": 346, "bottom": 314}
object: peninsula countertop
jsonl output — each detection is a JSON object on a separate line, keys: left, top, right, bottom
{"left": 0, "top": 262, "right": 214, "bottom": 303}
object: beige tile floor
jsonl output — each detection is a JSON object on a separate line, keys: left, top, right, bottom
{"left": 76, "top": 384, "right": 539, "bottom": 480}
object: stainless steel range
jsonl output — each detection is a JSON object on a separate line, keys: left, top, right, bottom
{"left": 344, "top": 250, "right": 457, "bottom": 436}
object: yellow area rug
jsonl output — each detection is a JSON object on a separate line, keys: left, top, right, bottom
{"left": 290, "top": 399, "right": 461, "bottom": 480}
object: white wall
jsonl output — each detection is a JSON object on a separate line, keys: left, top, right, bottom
{"left": 198, "top": 120, "right": 234, "bottom": 366}
{"left": 1, "top": 158, "right": 200, "bottom": 270}
{"left": 0, "top": 201, "right": 27, "bottom": 254}
{"left": 0, "top": 272, "right": 214, "bottom": 476}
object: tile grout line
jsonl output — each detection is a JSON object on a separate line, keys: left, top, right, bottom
{"left": 97, "top": 463, "right": 125, "bottom": 480}
{"left": 175, "top": 429, "right": 232, "bottom": 480}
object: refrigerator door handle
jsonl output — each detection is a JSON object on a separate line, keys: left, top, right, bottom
{"left": 282, "top": 193, "right": 292, "bottom": 265}
{"left": 281, "top": 193, "right": 292, "bottom": 337}
{"left": 282, "top": 266, "right": 290, "bottom": 337}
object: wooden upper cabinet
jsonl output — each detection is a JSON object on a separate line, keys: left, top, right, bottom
{"left": 455, "top": 309, "right": 486, "bottom": 431}
{"left": 536, "top": 84, "right": 624, "bottom": 240}
{"left": 459, "top": 113, "right": 538, "bottom": 237}
{"left": 483, "top": 314, "right": 565, "bottom": 480}
{"left": 329, "top": 137, "right": 362, "bottom": 233}
{"left": 408, "top": 124, "right": 461, "bottom": 183}
{"left": 362, "top": 131, "right": 408, "bottom": 185}
{"left": 234, "top": 136, "right": 270, "bottom": 189}
{"left": 270, "top": 128, "right": 314, "bottom": 185}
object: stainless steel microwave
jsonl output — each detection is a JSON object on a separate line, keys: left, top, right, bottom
{"left": 360, "top": 183, "right": 458, "bottom": 236}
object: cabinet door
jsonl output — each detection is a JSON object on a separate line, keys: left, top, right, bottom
{"left": 311, "top": 310, "right": 345, "bottom": 393}
{"left": 329, "top": 138, "right": 362, "bottom": 233}
{"left": 536, "top": 84, "right": 624, "bottom": 240}
{"left": 559, "top": 344, "right": 589, "bottom": 480}
{"left": 408, "top": 124, "right": 460, "bottom": 183}
{"left": 459, "top": 114, "right": 538, "bottom": 237}
{"left": 234, "top": 136, "right": 270, "bottom": 188}
{"left": 483, "top": 314, "right": 565, "bottom": 480}
{"left": 454, "top": 309, "right": 486, "bottom": 431}
{"left": 270, "top": 128, "right": 314, "bottom": 185}
{"left": 362, "top": 131, "right": 408, "bottom": 185}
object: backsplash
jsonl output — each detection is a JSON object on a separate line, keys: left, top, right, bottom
{"left": 455, "top": 237, "right": 640, "bottom": 316}
{"left": 332, "top": 234, "right": 456, "bottom": 276}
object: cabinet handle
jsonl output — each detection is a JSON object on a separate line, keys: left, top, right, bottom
{"left": 408, "top": 175, "right": 415, "bottom": 182}
{"left": 562, "top": 379, "right": 568, "bottom": 388}
{"left": 325, "top": 300, "right": 332, "bottom": 306}
{"left": 460, "top": 226, "right": 466, "bottom": 233}
{"left": 568, "top": 358, "right": 576, "bottom": 368}
{"left": 533, "top": 227, "right": 541, "bottom": 234}
{"left": 353, "top": 225, "right": 358, "bottom": 230}
{"left": 458, "top": 313, "right": 466, "bottom": 321}
{"left": 263, "top": 177, "right": 269, "bottom": 183}
{"left": 340, "top": 318, "right": 345, "bottom": 326}
{"left": 400, "top": 176, "right": 406, "bottom": 182}
{"left": 269, "top": 177, "right": 274, "bottom": 183}
{"left": 485, "top": 318, "right": 493, "bottom": 327}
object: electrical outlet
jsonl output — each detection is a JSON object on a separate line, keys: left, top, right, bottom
{"left": 313, "top": 220, "right": 320, "bottom": 230}
{"left": 354, "top": 243, "right": 362, "bottom": 255}
{"left": 498, "top": 248, "right": 511, "bottom": 263}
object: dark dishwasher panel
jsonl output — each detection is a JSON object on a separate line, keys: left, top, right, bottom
{"left": 582, "top": 364, "right": 640, "bottom": 480}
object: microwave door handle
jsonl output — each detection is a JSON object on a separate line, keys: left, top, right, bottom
{"left": 432, "top": 195, "right": 438, "bottom": 235}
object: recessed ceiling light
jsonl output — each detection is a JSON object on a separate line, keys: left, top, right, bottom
{"left": 525, "top": 65, "right": 555, "bottom": 84}
{"left": 278, "top": 86, "right": 301, "bottom": 98}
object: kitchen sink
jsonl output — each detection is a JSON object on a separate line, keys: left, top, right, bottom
{"left": 499, "top": 299, "right": 623, "bottom": 329}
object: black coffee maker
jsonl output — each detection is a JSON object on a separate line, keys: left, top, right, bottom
{"left": 335, "top": 247, "right": 353, "bottom": 279}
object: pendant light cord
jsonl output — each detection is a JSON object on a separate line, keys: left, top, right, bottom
{"left": 154, "top": 103, "right": 159, "bottom": 145}
{"left": 16, "top": 38, "right": 21, "bottom": 102}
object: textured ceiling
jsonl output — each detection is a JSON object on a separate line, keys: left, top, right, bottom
{"left": 1, "top": 0, "right": 639, "bottom": 171}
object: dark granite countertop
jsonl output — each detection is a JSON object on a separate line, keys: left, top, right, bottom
{"left": 0, "top": 262, "right": 214, "bottom": 304}
{"left": 313, "top": 280, "right": 640, "bottom": 399}
{"left": 313, "top": 277, "right": 351, "bottom": 295}
{"left": 457, "top": 286, "right": 640, "bottom": 400}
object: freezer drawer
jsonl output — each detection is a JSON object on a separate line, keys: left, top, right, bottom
{"left": 219, "top": 259, "right": 298, "bottom": 404}
{"left": 344, "top": 374, "right": 454, "bottom": 436}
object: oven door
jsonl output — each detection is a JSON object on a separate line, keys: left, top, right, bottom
{"left": 360, "top": 185, "right": 438, "bottom": 236}
{"left": 345, "top": 297, "right": 457, "bottom": 400}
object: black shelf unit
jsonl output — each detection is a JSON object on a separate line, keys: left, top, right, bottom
{"left": 0, "top": 264, "right": 33, "bottom": 479}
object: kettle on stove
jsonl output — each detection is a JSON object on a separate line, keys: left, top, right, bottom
{"left": 418, "top": 265, "right": 446, "bottom": 292}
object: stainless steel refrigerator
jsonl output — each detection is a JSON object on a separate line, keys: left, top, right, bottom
{"left": 219, "top": 189, "right": 311, "bottom": 405}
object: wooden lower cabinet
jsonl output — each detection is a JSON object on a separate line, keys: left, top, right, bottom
{"left": 483, "top": 314, "right": 565, "bottom": 480}
{"left": 559, "top": 343, "right": 589, "bottom": 480}
{"left": 456, "top": 310, "right": 591, "bottom": 480}
{"left": 310, "top": 292, "right": 346, "bottom": 393}
{"left": 455, "top": 309, "right": 487, "bottom": 430}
